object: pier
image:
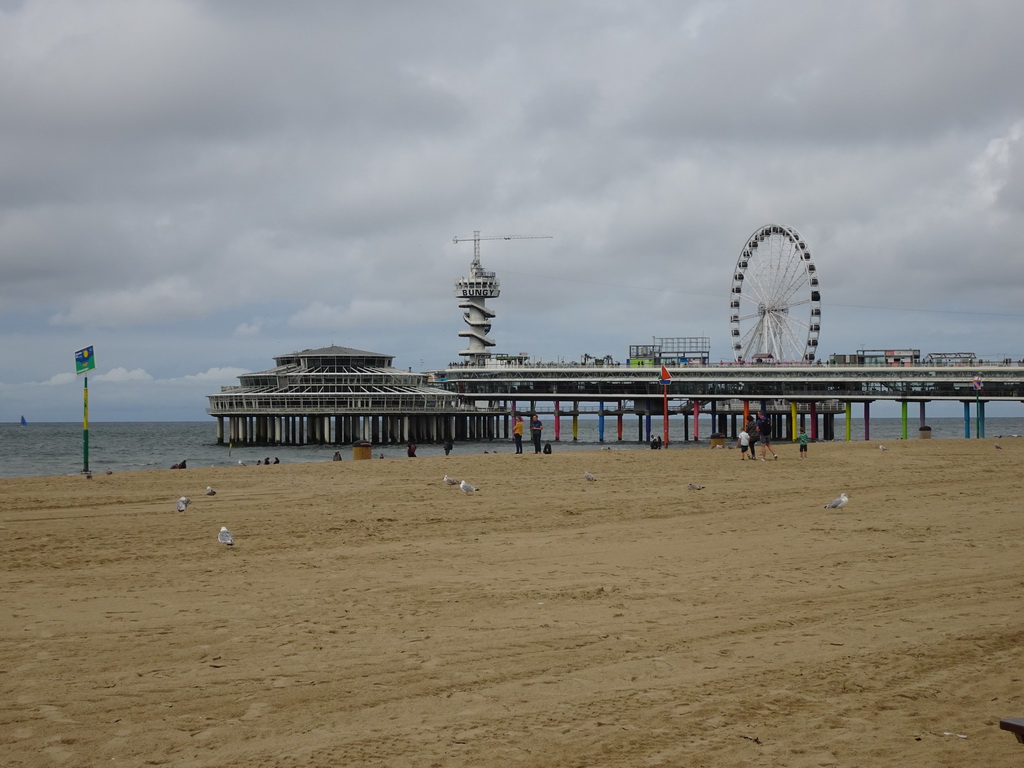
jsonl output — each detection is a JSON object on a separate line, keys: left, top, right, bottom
{"left": 208, "top": 348, "right": 1022, "bottom": 446}
{"left": 433, "top": 358, "right": 1023, "bottom": 444}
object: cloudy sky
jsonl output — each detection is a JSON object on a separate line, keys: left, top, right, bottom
{"left": 2, "top": 0, "right": 1022, "bottom": 421}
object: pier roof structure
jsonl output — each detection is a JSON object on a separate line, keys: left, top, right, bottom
{"left": 435, "top": 360, "right": 1024, "bottom": 405}
{"left": 208, "top": 346, "right": 462, "bottom": 417}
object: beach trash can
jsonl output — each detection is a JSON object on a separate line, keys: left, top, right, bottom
{"left": 918, "top": 426, "right": 932, "bottom": 439}
{"left": 710, "top": 432, "right": 726, "bottom": 448}
{"left": 352, "top": 441, "right": 372, "bottom": 460}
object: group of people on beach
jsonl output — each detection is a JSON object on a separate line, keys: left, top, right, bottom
{"left": 737, "top": 411, "right": 808, "bottom": 461}
{"left": 512, "top": 414, "right": 547, "bottom": 454}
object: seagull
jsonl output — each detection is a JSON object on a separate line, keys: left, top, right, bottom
{"left": 824, "top": 493, "right": 849, "bottom": 510}
{"left": 995, "top": 443, "right": 1003, "bottom": 450}
{"left": 218, "top": 526, "right": 234, "bottom": 546}
{"left": 205, "top": 486, "right": 216, "bottom": 496}
{"left": 583, "top": 472, "right": 597, "bottom": 482}
{"left": 687, "top": 483, "right": 705, "bottom": 490}
{"left": 443, "top": 474, "right": 460, "bottom": 485}
{"left": 459, "top": 480, "right": 479, "bottom": 494}
{"left": 878, "top": 445, "right": 887, "bottom": 451}
{"left": 176, "top": 496, "right": 191, "bottom": 512}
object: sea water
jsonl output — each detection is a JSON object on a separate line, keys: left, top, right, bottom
{"left": 0, "top": 417, "right": 1021, "bottom": 479}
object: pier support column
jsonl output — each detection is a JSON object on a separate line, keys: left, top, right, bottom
{"left": 598, "top": 401, "right": 605, "bottom": 442}
{"left": 863, "top": 402, "right": 871, "bottom": 441}
{"left": 555, "top": 401, "right": 561, "bottom": 442}
{"left": 963, "top": 401, "right": 971, "bottom": 438}
{"left": 790, "top": 401, "right": 798, "bottom": 441}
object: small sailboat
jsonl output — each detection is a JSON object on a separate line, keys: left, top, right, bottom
{"left": 20, "top": 415, "right": 28, "bottom": 426}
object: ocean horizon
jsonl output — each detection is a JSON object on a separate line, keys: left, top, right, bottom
{"left": 1, "top": 416, "right": 1021, "bottom": 480}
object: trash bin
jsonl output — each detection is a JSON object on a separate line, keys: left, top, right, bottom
{"left": 352, "top": 441, "right": 372, "bottom": 460}
{"left": 918, "top": 426, "right": 932, "bottom": 440}
{"left": 710, "top": 432, "right": 726, "bottom": 448}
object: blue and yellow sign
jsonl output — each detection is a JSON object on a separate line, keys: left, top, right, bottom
{"left": 75, "top": 346, "right": 96, "bottom": 375}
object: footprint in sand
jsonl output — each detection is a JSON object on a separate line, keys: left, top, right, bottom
{"left": 242, "top": 702, "right": 270, "bottom": 720}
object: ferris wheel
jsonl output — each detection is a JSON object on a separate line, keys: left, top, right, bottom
{"left": 729, "top": 224, "right": 821, "bottom": 362}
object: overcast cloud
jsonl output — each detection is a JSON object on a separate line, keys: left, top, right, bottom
{"left": 1, "top": 0, "right": 1022, "bottom": 421}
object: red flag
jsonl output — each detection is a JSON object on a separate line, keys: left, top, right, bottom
{"left": 659, "top": 365, "right": 672, "bottom": 385}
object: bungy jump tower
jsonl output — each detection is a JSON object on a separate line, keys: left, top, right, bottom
{"left": 453, "top": 231, "right": 551, "bottom": 364}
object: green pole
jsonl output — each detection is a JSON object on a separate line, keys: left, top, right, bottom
{"left": 83, "top": 376, "right": 90, "bottom": 473}
{"left": 901, "top": 401, "right": 908, "bottom": 440}
{"left": 845, "top": 402, "right": 852, "bottom": 442}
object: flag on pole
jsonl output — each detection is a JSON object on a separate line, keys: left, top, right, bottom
{"left": 659, "top": 365, "right": 672, "bottom": 385}
{"left": 971, "top": 377, "right": 983, "bottom": 391}
{"left": 75, "top": 346, "right": 96, "bottom": 375}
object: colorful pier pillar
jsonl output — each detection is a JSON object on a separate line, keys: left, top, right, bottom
{"left": 598, "top": 401, "right": 605, "bottom": 442}
{"left": 973, "top": 377, "right": 984, "bottom": 438}
{"left": 554, "top": 401, "right": 561, "bottom": 442}
{"left": 790, "top": 401, "right": 798, "bottom": 441}
{"left": 845, "top": 402, "right": 852, "bottom": 441}
{"left": 901, "top": 402, "right": 908, "bottom": 439}
{"left": 617, "top": 400, "right": 623, "bottom": 441}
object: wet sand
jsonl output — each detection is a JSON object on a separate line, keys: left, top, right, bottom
{"left": 2, "top": 438, "right": 1023, "bottom": 767}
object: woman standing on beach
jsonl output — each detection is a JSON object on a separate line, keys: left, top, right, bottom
{"left": 530, "top": 415, "right": 543, "bottom": 454}
{"left": 512, "top": 417, "right": 524, "bottom": 454}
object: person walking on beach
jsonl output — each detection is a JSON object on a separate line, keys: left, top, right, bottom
{"left": 738, "top": 429, "right": 751, "bottom": 460}
{"left": 530, "top": 414, "right": 543, "bottom": 454}
{"left": 512, "top": 417, "right": 524, "bottom": 454}
{"left": 798, "top": 429, "right": 808, "bottom": 459}
{"left": 756, "top": 411, "right": 778, "bottom": 460}
{"left": 407, "top": 443, "right": 417, "bottom": 457}
{"left": 745, "top": 417, "right": 759, "bottom": 458}
{"left": 443, "top": 439, "right": 454, "bottom": 456}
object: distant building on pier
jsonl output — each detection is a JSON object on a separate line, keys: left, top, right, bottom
{"left": 206, "top": 346, "right": 501, "bottom": 446}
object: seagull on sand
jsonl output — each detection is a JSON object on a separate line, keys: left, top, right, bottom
{"left": 878, "top": 445, "right": 888, "bottom": 451}
{"left": 459, "top": 480, "right": 479, "bottom": 495}
{"left": 218, "top": 526, "right": 234, "bottom": 546}
{"left": 824, "top": 493, "right": 849, "bottom": 510}
{"left": 176, "top": 496, "right": 191, "bottom": 512}
{"left": 687, "top": 483, "right": 705, "bottom": 490}
{"left": 443, "top": 474, "right": 460, "bottom": 486}
{"left": 583, "top": 472, "right": 597, "bottom": 482}
{"left": 205, "top": 486, "right": 216, "bottom": 496}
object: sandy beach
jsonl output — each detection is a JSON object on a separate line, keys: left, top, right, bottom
{"left": 2, "top": 438, "right": 1023, "bottom": 767}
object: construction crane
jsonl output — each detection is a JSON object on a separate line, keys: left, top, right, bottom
{"left": 453, "top": 231, "right": 552, "bottom": 266}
